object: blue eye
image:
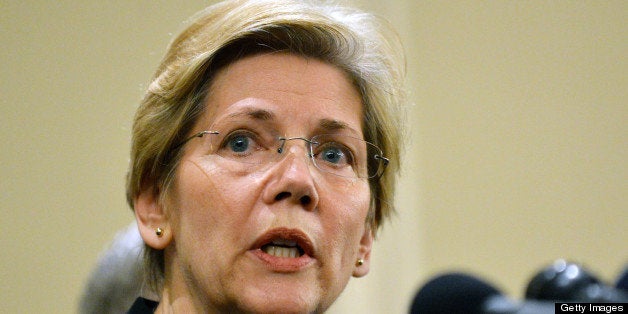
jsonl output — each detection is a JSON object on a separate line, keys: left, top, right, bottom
{"left": 228, "top": 135, "right": 250, "bottom": 152}
{"left": 321, "top": 147, "right": 345, "bottom": 164}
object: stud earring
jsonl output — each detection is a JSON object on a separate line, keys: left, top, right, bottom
{"left": 155, "top": 227, "right": 164, "bottom": 237}
{"left": 356, "top": 258, "right": 364, "bottom": 267}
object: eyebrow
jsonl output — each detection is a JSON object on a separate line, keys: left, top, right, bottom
{"left": 222, "top": 107, "right": 358, "bottom": 134}
{"left": 226, "top": 108, "right": 275, "bottom": 121}
{"left": 318, "top": 118, "right": 351, "bottom": 132}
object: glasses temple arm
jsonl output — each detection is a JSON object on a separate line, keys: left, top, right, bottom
{"left": 171, "top": 130, "right": 219, "bottom": 152}
{"left": 375, "top": 155, "right": 389, "bottom": 166}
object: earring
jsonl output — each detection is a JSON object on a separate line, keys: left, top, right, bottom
{"left": 356, "top": 258, "right": 364, "bottom": 267}
{"left": 155, "top": 227, "right": 164, "bottom": 237}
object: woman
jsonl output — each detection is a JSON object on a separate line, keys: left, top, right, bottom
{"left": 126, "top": 0, "right": 405, "bottom": 312}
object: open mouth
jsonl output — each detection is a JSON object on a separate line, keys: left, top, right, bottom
{"left": 253, "top": 228, "right": 314, "bottom": 259}
{"left": 261, "top": 239, "right": 305, "bottom": 258}
{"left": 250, "top": 228, "right": 315, "bottom": 271}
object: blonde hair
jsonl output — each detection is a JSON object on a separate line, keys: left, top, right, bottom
{"left": 126, "top": 0, "right": 406, "bottom": 291}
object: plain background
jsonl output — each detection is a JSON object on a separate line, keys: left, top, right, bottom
{"left": 1, "top": 1, "right": 626, "bottom": 313}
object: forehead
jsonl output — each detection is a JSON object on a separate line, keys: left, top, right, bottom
{"left": 199, "top": 53, "right": 364, "bottom": 135}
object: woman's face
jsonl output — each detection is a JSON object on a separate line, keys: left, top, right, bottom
{"left": 156, "top": 53, "right": 373, "bottom": 313}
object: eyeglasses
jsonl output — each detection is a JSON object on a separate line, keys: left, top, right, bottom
{"left": 174, "top": 125, "right": 389, "bottom": 179}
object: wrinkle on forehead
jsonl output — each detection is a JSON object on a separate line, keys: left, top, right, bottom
{"left": 197, "top": 53, "right": 365, "bottom": 139}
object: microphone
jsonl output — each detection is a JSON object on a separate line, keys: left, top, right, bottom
{"left": 410, "top": 273, "right": 554, "bottom": 314}
{"left": 525, "top": 259, "right": 628, "bottom": 303}
{"left": 616, "top": 264, "right": 628, "bottom": 292}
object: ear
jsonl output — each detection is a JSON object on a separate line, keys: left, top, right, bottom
{"left": 134, "top": 188, "right": 172, "bottom": 250}
{"left": 352, "top": 226, "right": 374, "bottom": 278}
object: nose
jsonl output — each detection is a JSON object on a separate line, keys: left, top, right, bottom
{"left": 262, "top": 139, "right": 319, "bottom": 210}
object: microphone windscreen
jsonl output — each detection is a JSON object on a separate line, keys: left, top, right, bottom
{"left": 410, "top": 273, "right": 501, "bottom": 314}
{"left": 525, "top": 260, "right": 598, "bottom": 301}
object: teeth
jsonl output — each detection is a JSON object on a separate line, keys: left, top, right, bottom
{"left": 262, "top": 245, "right": 300, "bottom": 258}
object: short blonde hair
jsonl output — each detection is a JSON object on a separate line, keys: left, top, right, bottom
{"left": 126, "top": 0, "right": 406, "bottom": 291}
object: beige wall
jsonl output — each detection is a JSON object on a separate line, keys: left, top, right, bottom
{"left": 1, "top": 1, "right": 625, "bottom": 313}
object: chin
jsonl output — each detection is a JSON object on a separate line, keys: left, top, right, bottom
{"left": 234, "top": 297, "right": 323, "bottom": 314}
{"left": 233, "top": 279, "right": 330, "bottom": 314}
{"left": 242, "top": 300, "right": 320, "bottom": 314}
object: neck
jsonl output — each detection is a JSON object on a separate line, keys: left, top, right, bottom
{"left": 157, "top": 258, "right": 225, "bottom": 314}
{"left": 154, "top": 288, "right": 196, "bottom": 314}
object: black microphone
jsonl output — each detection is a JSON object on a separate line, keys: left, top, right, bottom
{"left": 525, "top": 260, "right": 628, "bottom": 303}
{"left": 616, "top": 264, "right": 628, "bottom": 292}
{"left": 410, "top": 273, "right": 554, "bottom": 314}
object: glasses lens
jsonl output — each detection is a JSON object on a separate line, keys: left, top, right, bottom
{"left": 311, "top": 134, "right": 384, "bottom": 178}
{"left": 188, "top": 122, "right": 386, "bottom": 179}
{"left": 207, "top": 127, "right": 278, "bottom": 166}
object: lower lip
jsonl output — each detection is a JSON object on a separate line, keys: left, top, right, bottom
{"left": 249, "top": 249, "right": 314, "bottom": 272}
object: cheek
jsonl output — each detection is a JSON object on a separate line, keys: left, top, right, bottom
{"left": 173, "top": 161, "right": 223, "bottom": 222}
{"left": 170, "top": 160, "right": 262, "bottom": 245}
{"left": 319, "top": 181, "right": 370, "bottom": 257}
{"left": 177, "top": 159, "right": 256, "bottom": 209}
{"left": 326, "top": 180, "right": 371, "bottom": 222}
{"left": 168, "top": 160, "right": 265, "bottom": 280}
{"left": 314, "top": 183, "right": 370, "bottom": 303}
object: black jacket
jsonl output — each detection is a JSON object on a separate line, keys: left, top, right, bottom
{"left": 127, "top": 298, "right": 158, "bottom": 314}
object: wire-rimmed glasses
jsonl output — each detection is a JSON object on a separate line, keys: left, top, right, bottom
{"left": 174, "top": 123, "right": 389, "bottom": 179}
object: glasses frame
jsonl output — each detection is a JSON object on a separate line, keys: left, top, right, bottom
{"left": 173, "top": 130, "right": 389, "bottom": 179}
